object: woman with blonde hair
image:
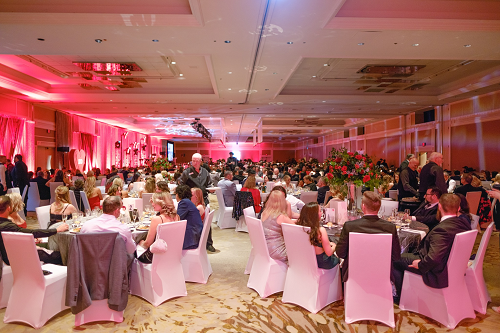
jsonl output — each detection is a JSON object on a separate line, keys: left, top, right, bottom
{"left": 49, "top": 185, "right": 77, "bottom": 228}
{"left": 6, "top": 193, "right": 27, "bottom": 228}
{"left": 282, "top": 174, "right": 293, "bottom": 191}
{"left": 260, "top": 190, "right": 294, "bottom": 264}
{"left": 241, "top": 175, "right": 261, "bottom": 213}
{"left": 111, "top": 177, "right": 128, "bottom": 198}
{"left": 83, "top": 170, "right": 102, "bottom": 210}
{"left": 191, "top": 187, "right": 206, "bottom": 220}
{"left": 141, "top": 177, "right": 156, "bottom": 198}
{"left": 138, "top": 192, "right": 180, "bottom": 263}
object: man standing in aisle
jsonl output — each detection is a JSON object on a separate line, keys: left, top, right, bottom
{"left": 10, "top": 154, "right": 29, "bottom": 216}
{"left": 397, "top": 157, "right": 419, "bottom": 201}
{"left": 179, "top": 153, "right": 216, "bottom": 253}
{"left": 398, "top": 154, "right": 415, "bottom": 172}
{"left": 226, "top": 152, "right": 238, "bottom": 171}
{"left": 418, "top": 152, "right": 447, "bottom": 201}
{"left": 0, "top": 156, "right": 6, "bottom": 195}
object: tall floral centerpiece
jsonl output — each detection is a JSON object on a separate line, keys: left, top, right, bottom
{"left": 325, "top": 147, "right": 382, "bottom": 210}
{"left": 152, "top": 157, "right": 172, "bottom": 171}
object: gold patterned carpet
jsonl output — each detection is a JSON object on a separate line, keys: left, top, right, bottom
{"left": 1, "top": 201, "right": 500, "bottom": 332}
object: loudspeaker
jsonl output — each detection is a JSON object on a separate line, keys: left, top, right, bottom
{"left": 57, "top": 147, "right": 70, "bottom": 152}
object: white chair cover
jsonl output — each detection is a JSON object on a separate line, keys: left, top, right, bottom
{"left": 290, "top": 181, "right": 298, "bottom": 187}
{"left": 465, "top": 222, "right": 493, "bottom": 314}
{"left": 96, "top": 186, "right": 106, "bottom": 194}
{"left": 142, "top": 193, "right": 153, "bottom": 211}
{"left": 481, "top": 181, "right": 492, "bottom": 190}
{"left": 6, "top": 188, "right": 20, "bottom": 195}
{"left": 180, "top": 209, "right": 215, "bottom": 284}
{"left": 299, "top": 191, "right": 318, "bottom": 204}
{"left": 345, "top": 233, "right": 395, "bottom": 327}
{"left": 3, "top": 232, "right": 68, "bottom": 329}
{"left": 236, "top": 184, "right": 242, "bottom": 191}
{"left": 245, "top": 216, "right": 287, "bottom": 298}
{"left": 69, "top": 190, "right": 79, "bottom": 212}
{"left": 21, "top": 185, "right": 27, "bottom": 202}
{"left": 35, "top": 205, "right": 51, "bottom": 229}
{"left": 470, "top": 214, "right": 480, "bottom": 230}
{"left": 79, "top": 191, "right": 91, "bottom": 211}
{"left": 75, "top": 299, "right": 123, "bottom": 326}
{"left": 49, "top": 182, "right": 64, "bottom": 204}
{"left": 399, "top": 229, "right": 478, "bottom": 329}
{"left": 281, "top": 224, "right": 342, "bottom": 313}
{"left": 466, "top": 191, "right": 481, "bottom": 215}
{"left": 243, "top": 207, "right": 256, "bottom": 273}
{"left": 378, "top": 200, "right": 399, "bottom": 217}
{"left": 27, "top": 182, "right": 49, "bottom": 212}
{"left": 132, "top": 182, "right": 145, "bottom": 191}
{"left": 266, "top": 182, "right": 275, "bottom": 193}
{"left": 100, "top": 178, "right": 107, "bottom": 186}
{"left": 130, "top": 220, "right": 187, "bottom": 306}
{"left": 215, "top": 188, "right": 237, "bottom": 229}
{"left": 0, "top": 264, "right": 13, "bottom": 309}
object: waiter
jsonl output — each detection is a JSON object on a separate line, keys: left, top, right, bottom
{"left": 179, "top": 153, "right": 216, "bottom": 253}
{"left": 226, "top": 152, "right": 238, "bottom": 171}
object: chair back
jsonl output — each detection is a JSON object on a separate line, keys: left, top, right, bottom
{"left": 236, "top": 184, "right": 242, "bottom": 191}
{"left": 466, "top": 191, "right": 481, "bottom": 215}
{"left": 379, "top": 200, "right": 399, "bottom": 217}
{"left": 69, "top": 190, "right": 79, "bottom": 212}
{"left": 35, "top": 205, "right": 51, "bottom": 229}
{"left": 447, "top": 229, "right": 478, "bottom": 288}
{"left": 299, "top": 191, "right": 318, "bottom": 204}
{"left": 100, "top": 178, "right": 106, "bottom": 186}
{"left": 233, "top": 180, "right": 239, "bottom": 185}
{"left": 168, "top": 183, "right": 177, "bottom": 193}
{"left": 243, "top": 206, "right": 256, "bottom": 218}
{"left": 245, "top": 216, "right": 272, "bottom": 260}
{"left": 79, "top": 191, "right": 91, "bottom": 211}
{"left": 481, "top": 181, "right": 492, "bottom": 190}
{"left": 266, "top": 182, "right": 275, "bottom": 193}
{"left": 21, "top": 186, "right": 28, "bottom": 201}
{"left": 388, "top": 190, "right": 398, "bottom": 200}
{"left": 152, "top": 220, "right": 187, "bottom": 272}
{"left": 215, "top": 188, "right": 226, "bottom": 210}
{"left": 470, "top": 222, "right": 493, "bottom": 272}
{"left": 72, "top": 176, "right": 84, "bottom": 182}
{"left": 281, "top": 223, "right": 317, "bottom": 272}
{"left": 198, "top": 210, "right": 215, "bottom": 250}
{"left": 7, "top": 188, "right": 20, "bottom": 195}
{"left": 118, "top": 173, "right": 124, "bottom": 180}
{"left": 27, "top": 182, "right": 41, "bottom": 211}
{"left": 132, "top": 182, "right": 145, "bottom": 192}
{"left": 142, "top": 193, "right": 153, "bottom": 210}
{"left": 49, "top": 182, "right": 64, "bottom": 204}
{"left": 2, "top": 232, "right": 45, "bottom": 288}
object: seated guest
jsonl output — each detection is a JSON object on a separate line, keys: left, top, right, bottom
{"left": 302, "top": 175, "right": 317, "bottom": 191}
{"left": 83, "top": 171, "right": 102, "bottom": 210}
{"left": 282, "top": 175, "right": 293, "bottom": 191}
{"left": 81, "top": 196, "right": 136, "bottom": 254}
{"left": 259, "top": 186, "right": 300, "bottom": 219}
{"left": 128, "top": 172, "right": 141, "bottom": 185}
{"left": 71, "top": 179, "right": 85, "bottom": 211}
{"left": 5, "top": 193, "right": 27, "bottom": 228}
{"left": 107, "top": 184, "right": 122, "bottom": 197}
{"left": 233, "top": 170, "right": 245, "bottom": 184}
{"left": 392, "top": 193, "right": 471, "bottom": 300}
{"left": 397, "top": 157, "right": 419, "bottom": 201}
{"left": 30, "top": 171, "right": 51, "bottom": 200}
{"left": 289, "top": 168, "right": 300, "bottom": 182}
{"left": 191, "top": 187, "right": 206, "bottom": 219}
{"left": 109, "top": 177, "right": 128, "bottom": 198}
{"left": 455, "top": 173, "right": 491, "bottom": 225}
{"left": 260, "top": 190, "right": 294, "bottom": 264}
{"left": 411, "top": 186, "right": 442, "bottom": 231}
{"left": 156, "top": 180, "right": 170, "bottom": 193}
{"left": 241, "top": 174, "right": 261, "bottom": 213}
{"left": 75, "top": 169, "right": 84, "bottom": 177}
{"left": 296, "top": 202, "right": 339, "bottom": 269}
{"left": 454, "top": 173, "right": 480, "bottom": 197}
{"left": 0, "top": 195, "right": 68, "bottom": 265}
{"left": 174, "top": 185, "right": 204, "bottom": 250}
{"left": 336, "top": 191, "right": 401, "bottom": 284}
{"left": 49, "top": 186, "right": 78, "bottom": 228}
{"left": 218, "top": 170, "right": 237, "bottom": 207}
{"left": 139, "top": 177, "right": 156, "bottom": 198}
{"left": 316, "top": 177, "right": 330, "bottom": 205}
{"left": 456, "top": 193, "right": 473, "bottom": 226}
{"left": 46, "top": 169, "right": 71, "bottom": 187}
{"left": 137, "top": 192, "right": 180, "bottom": 263}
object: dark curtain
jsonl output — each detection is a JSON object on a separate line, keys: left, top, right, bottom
{"left": 0, "top": 115, "right": 24, "bottom": 159}
{"left": 80, "top": 133, "right": 96, "bottom": 171}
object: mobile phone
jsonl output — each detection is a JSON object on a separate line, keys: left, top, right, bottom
{"left": 42, "top": 270, "right": 52, "bottom": 276}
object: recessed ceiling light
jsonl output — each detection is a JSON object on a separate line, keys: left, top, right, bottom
{"left": 171, "top": 61, "right": 176, "bottom": 64}
{"left": 152, "top": 39, "right": 159, "bottom": 42}
{"left": 464, "top": 44, "right": 471, "bottom": 48}
{"left": 95, "top": 39, "right": 103, "bottom": 43}
{"left": 228, "top": 88, "right": 231, "bottom": 90}
{"left": 228, "top": 71, "right": 232, "bottom": 74}
{"left": 322, "top": 101, "right": 326, "bottom": 103}
{"left": 358, "top": 43, "right": 364, "bottom": 46}
{"left": 265, "top": 89, "right": 269, "bottom": 91}
{"left": 324, "top": 63, "right": 329, "bottom": 66}
{"left": 224, "top": 40, "right": 231, "bottom": 43}
{"left": 179, "top": 74, "right": 183, "bottom": 76}
{"left": 273, "top": 72, "right": 277, "bottom": 74}
{"left": 287, "top": 42, "right": 293, "bottom": 44}
{"left": 37, "top": 38, "right": 45, "bottom": 41}
{"left": 312, "top": 75, "right": 316, "bottom": 78}
{"left": 412, "top": 43, "right": 419, "bottom": 46}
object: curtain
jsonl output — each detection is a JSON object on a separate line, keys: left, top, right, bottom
{"left": 80, "top": 133, "right": 96, "bottom": 172}
{"left": 0, "top": 115, "right": 25, "bottom": 159}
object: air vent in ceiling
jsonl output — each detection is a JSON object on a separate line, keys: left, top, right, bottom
{"left": 357, "top": 65, "right": 425, "bottom": 77}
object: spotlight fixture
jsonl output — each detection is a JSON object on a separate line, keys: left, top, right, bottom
{"left": 224, "top": 40, "right": 231, "bottom": 43}
{"left": 95, "top": 39, "right": 103, "bottom": 43}
{"left": 412, "top": 43, "right": 419, "bottom": 46}
{"left": 464, "top": 44, "right": 471, "bottom": 48}
{"left": 152, "top": 39, "right": 159, "bottom": 42}
{"left": 287, "top": 41, "right": 293, "bottom": 44}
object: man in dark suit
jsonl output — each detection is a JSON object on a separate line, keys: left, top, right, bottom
{"left": 30, "top": 171, "right": 51, "bottom": 200}
{"left": 316, "top": 176, "right": 330, "bottom": 205}
{"left": 397, "top": 157, "right": 419, "bottom": 201}
{"left": 398, "top": 154, "right": 415, "bottom": 172}
{"left": 411, "top": 186, "right": 442, "bottom": 231}
{"left": 392, "top": 193, "right": 471, "bottom": 298}
{"left": 336, "top": 191, "right": 401, "bottom": 283}
{"left": 10, "top": 154, "right": 29, "bottom": 215}
{"left": 454, "top": 173, "right": 481, "bottom": 197}
{"left": 418, "top": 152, "right": 447, "bottom": 201}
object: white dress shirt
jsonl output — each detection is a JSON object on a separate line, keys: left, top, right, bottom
{"left": 81, "top": 213, "right": 136, "bottom": 254}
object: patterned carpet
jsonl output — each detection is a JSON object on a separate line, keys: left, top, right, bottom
{"left": 1, "top": 201, "right": 499, "bottom": 332}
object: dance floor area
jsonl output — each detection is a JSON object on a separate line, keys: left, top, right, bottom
{"left": 1, "top": 197, "right": 499, "bottom": 332}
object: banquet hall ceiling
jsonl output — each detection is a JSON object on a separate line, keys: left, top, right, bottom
{"left": 1, "top": 0, "right": 500, "bottom": 143}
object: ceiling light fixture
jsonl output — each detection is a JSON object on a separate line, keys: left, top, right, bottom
{"left": 287, "top": 42, "right": 293, "bottom": 44}
{"left": 312, "top": 75, "right": 316, "bottom": 78}
{"left": 324, "top": 63, "right": 329, "bottom": 66}
{"left": 171, "top": 61, "right": 176, "bottom": 64}
{"left": 95, "top": 39, "right": 103, "bottom": 43}
{"left": 37, "top": 38, "right": 45, "bottom": 41}
{"left": 464, "top": 44, "right": 471, "bottom": 48}
{"left": 228, "top": 72, "right": 232, "bottom": 74}
{"left": 179, "top": 74, "right": 183, "bottom": 76}
{"left": 358, "top": 43, "right": 364, "bottom": 46}
{"left": 224, "top": 40, "right": 231, "bottom": 43}
{"left": 228, "top": 88, "right": 231, "bottom": 90}
{"left": 152, "top": 39, "right": 159, "bottom": 42}
{"left": 412, "top": 43, "right": 419, "bottom": 46}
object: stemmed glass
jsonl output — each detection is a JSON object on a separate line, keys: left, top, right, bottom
{"left": 131, "top": 209, "right": 139, "bottom": 227}
{"left": 402, "top": 209, "right": 411, "bottom": 229}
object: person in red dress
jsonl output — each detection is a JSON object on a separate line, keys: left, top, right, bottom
{"left": 241, "top": 174, "right": 261, "bottom": 213}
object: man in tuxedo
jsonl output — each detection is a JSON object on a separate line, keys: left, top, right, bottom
{"left": 30, "top": 171, "right": 51, "bottom": 200}
{"left": 419, "top": 152, "right": 447, "bottom": 201}
{"left": 10, "top": 154, "right": 29, "bottom": 215}
{"left": 411, "top": 186, "right": 442, "bottom": 231}
{"left": 397, "top": 157, "right": 419, "bottom": 201}
{"left": 218, "top": 170, "right": 237, "bottom": 207}
{"left": 316, "top": 177, "right": 330, "bottom": 205}
{"left": 392, "top": 193, "right": 471, "bottom": 298}
{"left": 336, "top": 191, "right": 401, "bottom": 283}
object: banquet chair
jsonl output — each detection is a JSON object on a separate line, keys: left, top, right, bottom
{"left": 243, "top": 207, "right": 256, "bottom": 274}
{"left": 49, "top": 182, "right": 64, "bottom": 204}
{"left": 290, "top": 181, "right": 298, "bottom": 187}
{"left": 236, "top": 184, "right": 242, "bottom": 191}
{"left": 132, "top": 181, "right": 145, "bottom": 192}
{"left": 344, "top": 233, "right": 394, "bottom": 327}
{"left": 299, "top": 191, "right": 318, "bottom": 204}
{"left": 69, "top": 190, "right": 80, "bottom": 212}
{"left": 481, "top": 181, "right": 492, "bottom": 190}
{"left": 168, "top": 183, "right": 177, "bottom": 193}
{"left": 466, "top": 191, "right": 481, "bottom": 215}
{"left": 3, "top": 232, "right": 68, "bottom": 329}
{"left": 96, "top": 185, "right": 106, "bottom": 194}
{"left": 79, "top": 191, "right": 91, "bottom": 211}
{"left": 281, "top": 224, "right": 342, "bottom": 313}
{"left": 215, "top": 188, "right": 237, "bottom": 229}
{"left": 181, "top": 209, "right": 215, "bottom": 284}
{"left": 35, "top": 205, "right": 51, "bottom": 229}
{"left": 470, "top": 214, "right": 480, "bottom": 230}
{"left": 27, "top": 182, "right": 49, "bottom": 211}
{"left": 245, "top": 216, "right": 288, "bottom": 298}
{"left": 21, "top": 185, "right": 27, "bottom": 202}
{"left": 6, "top": 187, "right": 20, "bottom": 195}
{"left": 234, "top": 192, "right": 254, "bottom": 233}
{"left": 67, "top": 232, "right": 126, "bottom": 326}
{"left": 465, "top": 222, "right": 494, "bottom": 314}
{"left": 233, "top": 180, "right": 239, "bottom": 185}
{"left": 399, "top": 229, "right": 478, "bottom": 329}
{"left": 130, "top": 220, "right": 188, "bottom": 306}
{"left": 378, "top": 200, "right": 399, "bottom": 217}
{"left": 100, "top": 178, "right": 106, "bottom": 186}
{"left": 0, "top": 254, "right": 13, "bottom": 309}
{"left": 266, "top": 181, "right": 275, "bottom": 193}
{"left": 388, "top": 190, "right": 398, "bottom": 200}
{"left": 142, "top": 193, "right": 153, "bottom": 211}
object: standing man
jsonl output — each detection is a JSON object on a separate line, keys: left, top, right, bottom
{"left": 392, "top": 193, "right": 471, "bottom": 299}
{"left": 336, "top": 191, "right": 401, "bottom": 283}
{"left": 218, "top": 171, "right": 237, "bottom": 207}
{"left": 397, "top": 157, "right": 419, "bottom": 201}
{"left": 179, "top": 153, "right": 216, "bottom": 253}
{"left": 398, "top": 154, "right": 415, "bottom": 172}
{"left": 10, "top": 154, "right": 29, "bottom": 215}
{"left": 419, "top": 152, "right": 447, "bottom": 201}
{"left": 226, "top": 152, "right": 238, "bottom": 171}
{"left": 0, "top": 156, "right": 6, "bottom": 195}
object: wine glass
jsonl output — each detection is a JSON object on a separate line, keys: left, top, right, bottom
{"left": 132, "top": 209, "right": 138, "bottom": 226}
